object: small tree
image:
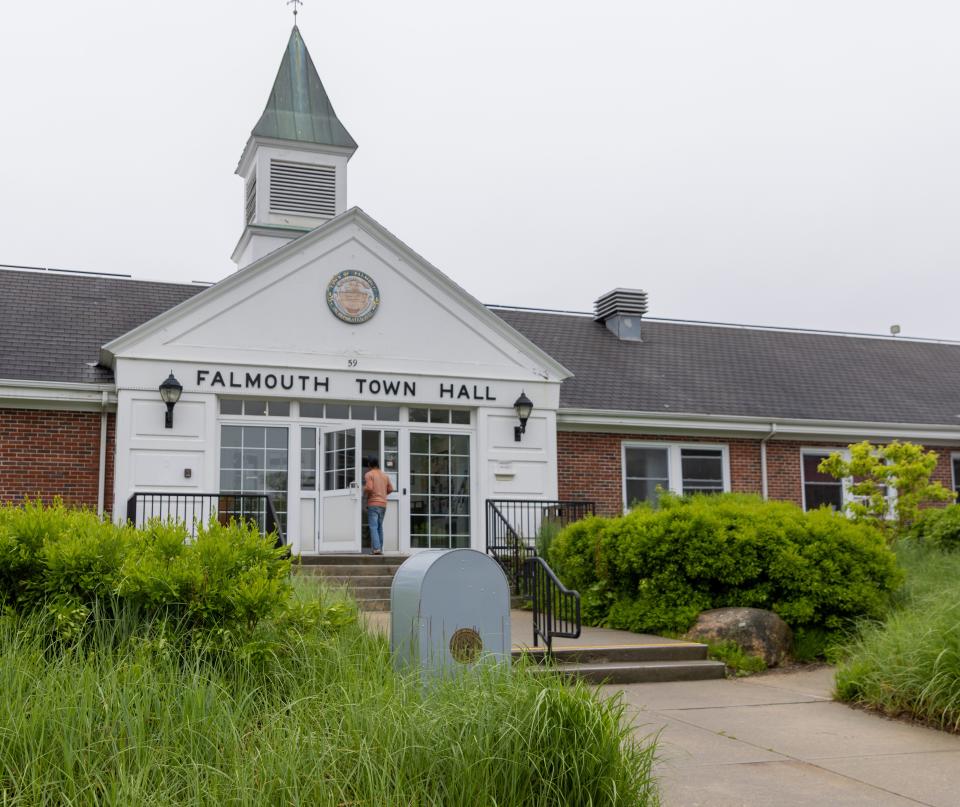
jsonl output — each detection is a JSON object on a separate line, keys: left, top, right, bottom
{"left": 818, "top": 440, "right": 955, "bottom": 538}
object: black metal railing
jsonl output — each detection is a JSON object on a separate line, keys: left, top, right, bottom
{"left": 526, "top": 556, "right": 581, "bottom": 655}
{"left": 485, "top": 499, "right": 593, "bottom": 595}
{"left": 125, "top": 493, "right": 285, "bottom": 547}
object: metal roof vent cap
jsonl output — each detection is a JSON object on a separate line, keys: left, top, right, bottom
{"left": 594, "top": 288, "right": 648, "bottom": 341}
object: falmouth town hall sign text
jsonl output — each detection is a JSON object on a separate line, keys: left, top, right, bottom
{"left": 195, "top": 369, "right": 496, "bottom": 401}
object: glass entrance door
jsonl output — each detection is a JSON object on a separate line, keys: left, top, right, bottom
{"left": 360, "top": 429, "right": 400, "bottom": 552}
{"left": 318, "top": 426, "right": 361, "bottom": 553}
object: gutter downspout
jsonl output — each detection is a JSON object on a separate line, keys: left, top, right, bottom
{"left": 760, "top": 423, "right": 777, "bottom": 501}
{"left": 97, "top": 390, "right": 108, "bottom": 517}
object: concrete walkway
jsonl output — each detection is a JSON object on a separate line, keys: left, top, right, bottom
{"left": 362, "top": 608, "right": 695, "bottom": 652}
{"left": 611, "top": 667, "right": 960, "bottom": 806}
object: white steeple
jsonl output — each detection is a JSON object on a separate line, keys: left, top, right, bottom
{"left": 232, "top": 26, "right": 358, "bottom": 269}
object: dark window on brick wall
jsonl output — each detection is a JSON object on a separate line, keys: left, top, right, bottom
{"left": 802, "top": 452, "right": 843, "bottom": 511}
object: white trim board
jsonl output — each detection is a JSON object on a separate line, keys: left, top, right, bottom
{"left": 0, "top": 380, "right": 117, "bottom": 411}
{"left": 559, "top": 409, "right": 960, "bottom": 444}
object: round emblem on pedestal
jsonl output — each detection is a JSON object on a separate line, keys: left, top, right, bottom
{"left": 449, "top": 627, "right": 483, "bottom": 664}
{"left": 326, "top": 270, "right": 380, "bottom": 324}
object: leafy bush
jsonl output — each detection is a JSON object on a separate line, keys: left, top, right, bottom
{"left": 818, "top": 440, "right": 954, "bottom": 537}
{"left": 548, "top": 493, "right": 902, "bottom": 637}
{"left": 835, "top": 543, "right": 960, "bottom": 731}
{"left": 0, "top": 500, "right": 294, "bottom": 641}
{"left": 905, "top": 504, "right": 960, "bottom": 552}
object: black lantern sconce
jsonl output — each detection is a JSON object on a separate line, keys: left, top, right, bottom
{"left": 159, "top": 372, "right": 183, "bottom": 429}
{"left": 513, "top": 391, "right": 533, "bottom": 441}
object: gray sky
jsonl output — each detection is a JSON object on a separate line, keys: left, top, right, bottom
{"left": 2, "top": 1, "right": 958, "bottom": 339}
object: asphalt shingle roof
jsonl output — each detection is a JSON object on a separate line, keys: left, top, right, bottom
{"left": 3, "top": 267, "right": 959, "bottom": 427}
{"left": 0, "top": 270, "right": 203, "bottom": 384}
{"left": 494, "top": 308, "right": 960, "bottom": 426}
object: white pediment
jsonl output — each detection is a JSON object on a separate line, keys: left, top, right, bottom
{"left": 104, "top": 208, "right": 569, "bottom": 384}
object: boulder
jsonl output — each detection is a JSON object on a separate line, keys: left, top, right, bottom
{"left": 687, "top": 607, "right": 793, "bottom": 667}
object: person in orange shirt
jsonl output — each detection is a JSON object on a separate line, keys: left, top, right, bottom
{"left": 363, "top": 455, "right": 394, "bottom": 555}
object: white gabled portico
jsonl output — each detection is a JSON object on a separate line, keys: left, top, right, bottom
{"left": 103, "top": 207, "right": 570, "bottom": 555}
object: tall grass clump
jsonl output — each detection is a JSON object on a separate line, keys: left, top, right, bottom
{"left": 0, "top": 502, "right": 659, "bottom": 805}
{"left": 835, "top": 542, "right": 960, "bottom": 732}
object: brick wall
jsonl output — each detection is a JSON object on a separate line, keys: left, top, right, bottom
{"left": 557, "top": 430, "right": 960, "bottom": 516}
{"left": 557, "top": 431, "right": 764, "bottom": 516}
{"left": 0, "top": 408, "right": 115, "bottom": 512}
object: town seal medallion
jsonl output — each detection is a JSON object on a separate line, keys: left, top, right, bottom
{"left": 326, "top": 270, "right": 380, "bottom": 324}
{"left": 449, "top": 627, "right": 483, "bottom": 664}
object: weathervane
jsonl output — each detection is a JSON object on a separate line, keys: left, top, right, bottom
{"left": 287, "top": 0, "right": 303, "bottom": 21}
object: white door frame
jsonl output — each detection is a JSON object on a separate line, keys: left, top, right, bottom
{"left": 317, "top": 425, "right": 362, "bottom": 553}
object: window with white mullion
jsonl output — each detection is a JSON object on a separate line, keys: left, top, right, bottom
{"left": 622, "top": 442, "right": 729, "bottom": 511}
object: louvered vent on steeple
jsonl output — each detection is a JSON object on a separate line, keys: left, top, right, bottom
{"left": 269, "top": 159, "right": 336, "bottom": 219}
{"left": 245, "top": 174, "right": 257, "bottom": 224}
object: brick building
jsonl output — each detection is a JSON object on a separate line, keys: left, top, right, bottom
{"left": 2, "top": 26, "right": 959, "bottom": 549}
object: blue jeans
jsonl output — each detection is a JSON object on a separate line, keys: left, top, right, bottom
{"left": 367, "top": 506, "right": 386, "bottom": 552}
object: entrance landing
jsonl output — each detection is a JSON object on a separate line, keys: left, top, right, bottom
{"left": 362, "top": 609, "right": 725, "bottom": 683}
{"left": 362, "top": 609, "right": 695, "bottom": 651}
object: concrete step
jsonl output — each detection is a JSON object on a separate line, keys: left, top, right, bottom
{"left": 297, "top": 564, "right": 402, "bottom": 577}
{"left": 299, "top": 554, "right": 408, "bottom": 566}
{"left": 542, "top": 659, "right": 726, "bottom": 685}
{"left": 340, "top": 585, "right": 392, "bottom": 599}
{"left": 355, "top": 598, "right": 391, "bottom": 612}
{"left": 514, "top": 642, "right": 709, "bottom": 664}
{"left": 311, "top": 573, "right": 396, "bottom": 587}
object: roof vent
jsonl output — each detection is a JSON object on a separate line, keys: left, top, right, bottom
{"left": 594, "top": 288, "right": 648, "bottom": 341}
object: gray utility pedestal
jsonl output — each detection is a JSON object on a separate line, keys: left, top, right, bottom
{"left": 391, "top": 549, "right": 511, "bottom": 678}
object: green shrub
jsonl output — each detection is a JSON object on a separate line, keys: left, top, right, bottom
{"left": 835, "top": 543, "right": 960, "bottom": 731}
{"left": 0, "top": 500, "right": 293, "bottom": 640}
{"left": 706, "top": 640, "right": 767, "bottom": 676}
{"left": 548, "top": 493, "right": 901, "bottom": 637}
{"left": 905, "top": 504, "right": 960, "bottom": 552}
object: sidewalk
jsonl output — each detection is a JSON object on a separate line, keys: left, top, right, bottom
{"left": 611, "top": 667, "right": 960, "bottom": 807}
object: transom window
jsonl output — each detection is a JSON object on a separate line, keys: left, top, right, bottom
{"left": 220, "top": 398, "right": 289, "bottom": 417}
{"left": 306, "top": 402, "right": 400, "bottom": 421}
{"left": 409, "top": 408, "right": 470, "bottom": 425}
{"left": 622, "top": 443, "right": 728, "bottom": 510}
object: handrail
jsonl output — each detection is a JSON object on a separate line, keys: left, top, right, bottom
{"left": 485, "top": 499, "right": 594, "bottom": 595}
{"left": 526, "top": 555, "right": 581, "bottom": 656}
{"left": 125, "top": 492, "right": 286, "bottom": 547}
{"left": 486, "top": 501, "right": 532, "bottom": 596}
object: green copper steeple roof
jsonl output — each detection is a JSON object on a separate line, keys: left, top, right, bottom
{"left": 251, "top": 26, "right": 357, "bottom": 150}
